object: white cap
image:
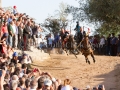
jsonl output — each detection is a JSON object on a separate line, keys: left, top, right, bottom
{"left": 44, "top": 79, "right": 52, "bottom": 86}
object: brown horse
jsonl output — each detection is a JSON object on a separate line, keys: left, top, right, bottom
{"left": 80, "top": 35, "right": 95, "bottom": 64}
{"left": 63, "top": 35, "right": 79, "bottom": 58}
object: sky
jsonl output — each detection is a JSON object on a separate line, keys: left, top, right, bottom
{"left": 2, "top": 0, "right": 79, "bottom": 23}
{"left": 2, "top": 0, "right": 94, "bottom": 35}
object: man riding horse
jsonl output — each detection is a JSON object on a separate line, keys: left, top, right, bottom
{"left": 74, "top": 21, "right": 83, "bottom": 46}
{"left": 60, "top": 28, "right": 69, "bottom": 49}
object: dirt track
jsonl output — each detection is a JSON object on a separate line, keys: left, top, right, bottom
{"left": 32, "top": 53, "right": 120, "bottom": 90}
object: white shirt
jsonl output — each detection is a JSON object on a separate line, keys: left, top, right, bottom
{"left": 11, "top": 25, "right": 16, "bottom": 34}
{"left": 38, "top": 38, "right": 43, "bottom": 44}
{"left": 61, "top": 85, "right": 71, "bottom": 90}
{"left": 100, "top": 37, "right": 105, "bottom": 45}
{"left": 21, "top": 59, "right": 31, "bottom": 64}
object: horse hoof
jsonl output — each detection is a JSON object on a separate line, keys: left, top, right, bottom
{"left": 86, "top": 60, "right": 88, "bottom": 63}
{"left": 93, "top": 59, "right": 96, "bottom": 63}
{"left": 88, "top": 61, "right": 90, "bottom": 64}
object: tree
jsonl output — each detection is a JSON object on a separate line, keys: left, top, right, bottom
{"left": 43, "top": 17, "right": 61, "bottom": 34}
{"left": 42, "top": 2, "right": 69, "bottom": 34}
{"left": 66, "top": 0, "right": 120, "bottom": 35}
{"left": 55, "top": 2, "right": 69, "bottom": 29}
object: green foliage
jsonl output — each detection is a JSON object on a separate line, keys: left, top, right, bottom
{"left": 43, "top": 17, "right": 61, "bottom": 33}
{"left": 66, "top": 0, "right": 120, "bottom": 36}
{"left": 43, "top": 2, "right": 69, "bottom": 34}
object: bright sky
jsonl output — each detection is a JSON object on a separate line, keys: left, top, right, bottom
{"left": 2, "top": 0, "right": 94, "bottom": 35}
{"left": 2, "top": 0, "right": 79, "bottom": 23}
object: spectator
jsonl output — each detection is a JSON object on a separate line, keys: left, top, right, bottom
{"left": 99, "top": 35, "right": 105, "bottom": 55}
{"left": 48, "top": 34, "right": 53, "bottom": 49}
{"left": 61, "top": 79, "right": 73, "bottom": 90}
{"left": 106, "top": 34, "right": 111, "bottom": 55}
{"left": 18, "top": 23, "right": 24, "bottom": 49}
{"left": 117, "top": 34, "right": 120, "bottom": 56}
{"left": 111, "top": 33, "right": 118, "bottom": 56}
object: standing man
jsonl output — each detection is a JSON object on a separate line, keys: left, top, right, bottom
{"left": 23, "top": 21, "right": 32, "bottom": 51}
{"left": 106, "top": 34, "right": 111, "bottom": 55}
{"left": 111, "top": 33, "right": 118, "bottom": 56}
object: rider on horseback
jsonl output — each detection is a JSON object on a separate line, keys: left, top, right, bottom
{"left": 60, "top": 28, "right": 69, "bottom": 49}
{"left": 74, "top": 21, "right": 83, "bottom": 46}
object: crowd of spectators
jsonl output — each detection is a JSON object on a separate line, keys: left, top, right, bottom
{"left": 89, "top": 33, "right": 120, "bottom": 56}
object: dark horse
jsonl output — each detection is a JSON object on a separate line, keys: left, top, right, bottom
{"left": 63, "top": 34, "right": 79, "bottom": 58}
{"left": 79, "top": 34, "right": 96, "bottom": 64}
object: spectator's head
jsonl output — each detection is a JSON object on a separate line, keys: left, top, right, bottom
{"left": 12, "top": 52, "right": 18, "bottom": 59}
{"left": 118, "top": 34, "right": 120, "bottom": 38}
{"left": 19, "top": 77, "right": 25, "bottom": 86}
{"left": 98, "top": 85, "right": 105, "bottom": 90}
{"left": 3, "top": 20, "right": 7, "bottom": 26}
{"left": 38, "top": 77, "right": 46, "bottom": 89}
{"left": 64, "top": 79, "right": 71, "bottom": 86}
{"left": 86, "top": 85, "right": 91, "bottom": 90}
{"left": 112, "top": 33, "right": 115, "bottom": 37}
{"left": 27, "top": 21, "right": 31, "bottom": 26}
{"left": 13, "top": 6, "right": 17, "bottom": 9}
{"left": 12, "top": 75, "right": 19, "bottom": 81}
{"left": 10, "top": 21, "right": 14, "bottom": 25}
{"left": 93, "top": 86, "right": 98, "bottom": 90}
{"left": 30, "top": 79, "right": 38, "bottom": 89}
{"left": 22, "top": 63, "right": 27, "bottom": 69}
{"left": 11, "top": 75, "right": 19, "bottom": 90}
{"left": 16, "top": 87, "right": 22, "bottom": 90}
{"left": 23, "top": 53, "right": 28, "bottom": 59}
{"left": 13, "top": 68, "right": 21, "bottom": 76}
{"left": 44, "top": 79, "right": 52, "bottom": 90}
{"left": 25, "top": 79, "right": 31, "bottom": 88}
{"left": 108, "top": 34, "right": 111, "bottom": 37}
{"left": 57, "top": 85, "right": 62, "bottom": 90}
{"left": 19, "top": 22, "right": 23, "bottom": 28}
{"left": 16, "top": 20, "right": 20, "bottom": 26}
{"left": 16, "top": 63, "right": 22, "bottom": 68}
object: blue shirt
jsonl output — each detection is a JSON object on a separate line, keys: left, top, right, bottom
{"left": 54, "top": 35, "right": 59, "bottom": 43}
{"left": 111, "top": 37, "right": 118, "bottom": 45}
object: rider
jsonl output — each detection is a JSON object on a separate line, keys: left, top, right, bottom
{"left": 74, "top": 21, "right": 82, "bottom": 35}
{"left": 60, "top": 28, "right": 69, "bottom": 49}
{"left": 74, "top": 21, "right": 83, "bottom": 46}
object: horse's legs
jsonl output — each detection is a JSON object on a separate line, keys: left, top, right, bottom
{"left": 71, "top": 50, "right": 77, "bottom": 58}
{"left": 91, "top": 53, "right": 95, "bottom": 63}
{"left": 85, "top": 55, "right": 90, "bottom": 64}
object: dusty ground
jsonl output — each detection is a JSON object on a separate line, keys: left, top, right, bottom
{"left": 25, "top": 48, "right": 120, "bottom": 90}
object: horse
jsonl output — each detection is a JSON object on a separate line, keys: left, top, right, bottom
{"left": 79, "top": 34, "right": 96, "bottom": 64}
{"left": 63, "top": 34, "right": 80, "bottom": 58}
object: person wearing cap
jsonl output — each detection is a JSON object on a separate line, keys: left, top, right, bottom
{"left": 13, "top": 6, "right": 18, "bottom": 15}
{"left": 43, "top": 79, "right": 53, "bottom": 90}
{"left": 11, "top": 52, "right": 19, "bottom": 66}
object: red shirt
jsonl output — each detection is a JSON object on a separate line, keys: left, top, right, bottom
{"left": 2, "top": 25, "right": 8, "bottom": 34}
